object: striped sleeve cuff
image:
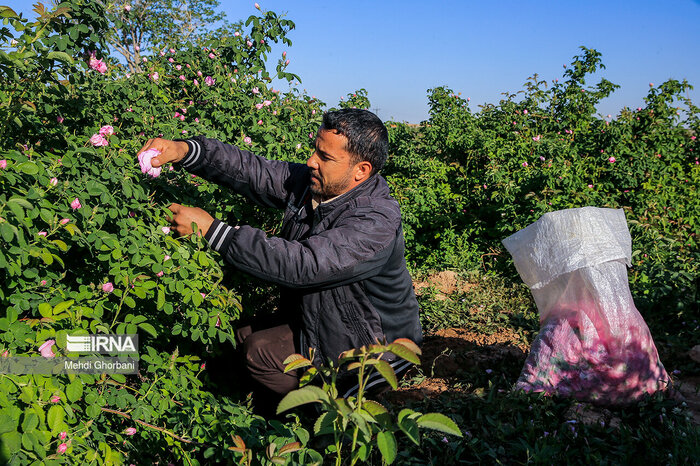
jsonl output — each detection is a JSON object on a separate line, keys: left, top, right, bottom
{"left": 178, "top": 139, "right": 204, "bottom": 169}
{"left": 204, "top": 218, "right": 238, "bottom": 253}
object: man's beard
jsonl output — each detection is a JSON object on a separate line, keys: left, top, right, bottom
{"left": 309, "top": 169, "right": 354, "bottom": 201}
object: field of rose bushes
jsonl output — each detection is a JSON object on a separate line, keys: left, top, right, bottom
{"left": 0, "top": 1, "right": 698, "bottom": 465}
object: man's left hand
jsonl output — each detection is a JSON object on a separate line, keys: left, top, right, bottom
{"left": 166, "top": 203, "right": 214, "bottom": 237}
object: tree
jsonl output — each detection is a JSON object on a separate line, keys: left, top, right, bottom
{"left": 106, "top": 0, "right": 238, "bottom": 73}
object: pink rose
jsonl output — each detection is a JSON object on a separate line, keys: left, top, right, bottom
{"left": 208, "top": 53, "right": 215, "bottom": 59}
{"left": 285, "top": 59, "right": 290, "bottom": 66}
{"left": 38, "top": 231, "right": 47, "bottom": 237}
{"left": 50, "top": 177, "right": 58, "bottom": 186}
{"left": 156, "top": 271, "right": 164, "bottom": 277}
{"left": 41, "top": 280, "right": 47, "bottom": 286}
{"left": 244, "top": 136, "right": 252, "bottom": 145}
{"left": 39, "top": 340, "right": 56, "bottom": 358}
{"left": 523, "top": 109, "right": 528, "bottom": 115}
{"left": 522, "top": 162, "right": 528, "bottom": 167}
{"left": 60, "top": 218, "right": 70, "bottom": 225}
{"left": 193, "top": 79, "right": 199, "bottom": 86}
{"left": 532, "top": 135, "right": 541, "bottom": 142}
{"left": 162, "top": 226, "right": 171, "bottom": 234}
{"left": 164, "top": 255, "right": 171, "bottom": 261}
{"left": 150, "top": 72, "right": 159, "bottom": 81}
{"left": 194, "top": 118, "right": 199, "bottom": 123}
{"left": 70, "top": 198, "right": 81, "bottom": 210}
{"left": 2, "top": 350, "right": 9, "bottom": 357}
{"left": 197, "top": 70, "right": 203, "bottom": 77}
{"left": 169, "top": 48, "right": 175, "bottom": 53}
{"left": 57, "top": 443, "right": 67, "bottom": 454}
{"left": 201, "top": 362, "right": 206, "bottom": 370}
{"left": 247, "top": 41, "right": 253, "bottom": 48}
{"left": 255, "top": 2, "right": 260, "bottom": 9}
{"left": 179, "top": 115, "right": 185, "bottom": 121}
{"left": 608, "top": 156, "right": 616, "bottom": 163}
{"left": 204, "top": 76, "right": 214, "bottom": 86}
{"left": 57, "top": 116, "right": 64, "bottom": 124}
{"left": 0, "top": 160, "right": 6, "bottom": 169}
{"left": 257, "top": 120, "right": 263, "bottom": 125}
{"left": 89, "top": 53, "right": 107, "bottom": 74}
{"left": 176, "top": 64, "right": 182, "bottom": 70}
{"left": 215, "top": 316, "right": 221, "bottom": 327}
{"left": 125, "top": 427, "right": 137, "bottom": 436}
{"left": 50, "top": 395, "right": 60, "bottom": 403}
{"left": 255, "top": 103, "right": 263, "bottom": 110}
{"left": 282, "top": 51, "right": 286, "bottom": 58}
{"left": 138, "top": 148, "right": 162, "bottom": 177}
{"left": 168, "top": 57, "right": 174, "bottom": 63}
{"left": 124, "top": 4, "right": 131, "bottom": 12}
{"left": 263, "top": 100, "right": 271, "bottom": 106}
{"left": 99, "top": 125, "right": 114, "bottom": 137}
{"left": 102, "top": 282, "right": 114, "bottom": 293}
{"left": 59, "top": 431, "right": 67, "bottom": 440}
{"left": 89, "top": 133, "right": 108, "bottom": 147}
{"left": 179, "top": 75, "right": 185, "bottom": 81}
{"left": 159, "top": 51, "right": 165, "bottom": 56}
{"left": 252, "top": 87, "right": 259, "bottom": 94}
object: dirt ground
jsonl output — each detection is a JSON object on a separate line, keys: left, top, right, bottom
{"left": 382, "top": 272, "right": 700, "bottom": 425}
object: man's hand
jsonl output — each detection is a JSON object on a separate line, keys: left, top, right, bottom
{"left": 166, "top": 203, "right": 215, "bottom": 237}
{"left": 138, "top": 138, "right": 189, "bottom": 168}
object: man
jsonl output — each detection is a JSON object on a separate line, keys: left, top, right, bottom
{"left": 139, "top": 108, "right": 422, "bottom": 405}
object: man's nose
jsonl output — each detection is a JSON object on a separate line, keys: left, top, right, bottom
{"left": 306, "top": 153, "right": 319, "bottom": 169}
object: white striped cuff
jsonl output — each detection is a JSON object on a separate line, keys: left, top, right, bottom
{"left": 180, "top": 139, "right": 203, "bottom": 169}
{"left": 204, "top": 218, "right": 237, "bottom": 253}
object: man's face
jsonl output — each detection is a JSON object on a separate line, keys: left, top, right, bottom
{"left": 306, "top": 129, "right": 357, "bottom": 200}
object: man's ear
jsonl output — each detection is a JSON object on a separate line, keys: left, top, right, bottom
{"left": 355, "top": 161, "right": 373, "bottom": 181}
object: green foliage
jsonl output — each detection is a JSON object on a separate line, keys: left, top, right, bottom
{"left": 278, "top": 340, "right": 462, "bottom": 465}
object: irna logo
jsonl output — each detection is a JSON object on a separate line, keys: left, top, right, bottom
{"left": 66, "top": 335, "right": 138, "bottom": 354}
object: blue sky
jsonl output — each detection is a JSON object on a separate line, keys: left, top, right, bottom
{"left": 6, "top": 0, "right": 700, "bottom": 123}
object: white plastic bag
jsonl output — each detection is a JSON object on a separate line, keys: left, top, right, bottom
{"left": 502, "top": 207, "right": 669, "bottom": 404}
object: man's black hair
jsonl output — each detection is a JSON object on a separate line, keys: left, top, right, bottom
{"left": 319, "top": 108, "right": 388, "bottom": 174}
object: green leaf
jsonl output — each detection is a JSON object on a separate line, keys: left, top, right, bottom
{"left": 276, "top": 386, "right": 328, "bottom": 414}
{"left": 47, "top": 51, "right": 73, "bottom": 64}
{"left": 387, "top": 343, "right": 420, "bottom": 364}
{"left": 47, "top": 405, "right": 64, "bottom": 432}
{"left": 53, "top": 300, "right": 74, "bottom": 314}
{"left": 374, "top": 359, "right": 398, "bottom": 389}
{"left": 0, "top": 431, "right": 21, "bottom": 456}
{"left": 416, "top": 413, "right": 463, "bottom": 437}
{"left": 397, "top": 409, "right": 420, "bottom": 446}
{"left": 38, "top": 303, "right": 53, "bottom": 318}
{"left": 16, "top": 162, "right": 38, "bottom": 175}
{"left": 66, "top": 380, "right": 83, "bottom": 402}
{"left": 376, "top": 431, "right": 397, "bottom": 465}
{"left": 138, "top": 322, "right": 157, "bottom": 338}
{"left": 156, "top": 287, "right": 165, "bottom": 310}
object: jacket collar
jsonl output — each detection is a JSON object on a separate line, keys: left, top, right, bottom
{"left": 313, "top": 174, "right": 389, "bottom": 216}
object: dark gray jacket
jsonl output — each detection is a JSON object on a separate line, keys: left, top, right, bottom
{"left": 179, "top": 137, "right": 422, "bottom": 364}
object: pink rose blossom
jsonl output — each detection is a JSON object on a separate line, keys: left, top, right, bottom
{"left": 168, "top": 57, "right": 174, "bottom": 63}
{"left": 252, "top": 87, "right": 259, "bottom": 94}
{"left": 257, "top": 120, "right": 263, "bottom": 125}
{"left": 60, "top": 218, "right": 70, "bottom": 225}
{"left": 182, "top": 130, "right": 187, "bottom": 134}
{"left": 150, "top": 72, "right": 159, "bottom": 81}
{"left": 41, "top": 280, "right": 47, "bottom": 286}
{"left": 70, "top": 198, "right": 81, "bottom": 210}
{"left": 197, "top": 70, "right": 203, "bottom": 77}
{"left": 235, "top": 31, "right": 240, "bottom": 37}
{"left": 169, "top": 48, "right": 175, "bottom": 53}
{"left": 134, "top": 45, "right": 139, "bottom": 52}
{"left": 179, "top": 115, "right": 185, "bottom": 121}
{"left": 89, "top": 133, "right": 108, "bottom": 147}
{"left": 255, "top": 2, "right": 260, "bottom": 9}
{"left": 244, "top": 136, "right": 252, "bottom": 145}
{"left": 57, "top": 443, "right": 67, "bottom": 454}
{"left": 263, "top": 100, "right": 271, "bottom": 106}
{"left": 523, "top": 109, "right": 528, "bottom": 115}
{"left": 59, "top": 431, "right": 67, "bottom": 440}
{"left": 296, "top": 143, "right": 301, "bottom": 149}
{"left": 164, "top": 255, "right": 171, "bottom": 261}
{"left": 216, "top": 316, "right": 221, "bottom": 327}
{"left": 50, "top": 395, "right": 60, "bottom": 403}
{"left": 142, "top": 57, "right": 148, "bottom": 62}
{"left": 285, "top": 59, "right": 290, "bottom": 66}
{"left": 247, "top": 40, "right": 253, "bottom": 48}
{"left": 608, "top": 156, "right": 616, "bottom": 163}
{"left": 194, "top": 118, "right": 199, "bottom": 123}
{"left": 522, "top": 162, "right": 528, "bottom": 167}
{"left": 156, "top": 271, "right": 164, "bottom": 277}
{"left": 138, "top": 148, "right": 162, "bottom": 177}
{"left": 88, "top": 53, "right": 107, "bottom": 74}
{"left": 201, "top": 362, "right": 206, "bottom": 370}
{"left": 102, "top": 282, "right": 114, "bottom": 293}
{"left": 0, "top": 160, "right": 6, "bottom": 169}
{"left": 691, "top": 136, "right": 696, "bottom": 140}
{"left": 162, "top": 226, "right": 171, "bottom": 234}
{"left": 588, "top": 184, "right": 594, "bottom": 188}
{"left": 124, "top": 4, "right": 131, "bottom": 12}
{"left": 38, "top": 231, "right": 47, "bottom": 237}
{"left": 532, "top": 135, "right": 541, "bottom": 142}
{"left": 50, "top": 177, "right": 58, "bottom": 186}
{"left": 99, "top": 125, "right": 114, "bottom": 137}
{"left": 255, "top": 103, "right": 264, "bottom": 110}
{"left": 159, "top": 51, "right": 165, "bottom": 57}
{"left": 39, "top": 340, "right": 56, "bottom": 358}
{"left": 208, "top": 53, "right": 216, "bottom": 59}
{"left": 176, "top": 64, "right": 181, "bottom": 70}
{"left": 57, "top": 116, "right": 64, "bottom": 124}
{"left": 205, "top": 76, "right": 215, "bottom": 86}
{"left": 179, "top": 75, "right": 185, "bottom": 81}
{"left": 193, "top": 79, "right": 199, "bottom": 86}
{"left": 125, "top": 427, "right": 137, "bottom": 436}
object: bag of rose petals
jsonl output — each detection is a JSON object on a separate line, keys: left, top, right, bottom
{"left": 502, "top": 207, "right": 669, "bottom": 404}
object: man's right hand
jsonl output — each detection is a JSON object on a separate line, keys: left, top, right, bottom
{"left": 137, "top": 138, "right": 190, "bottom": 168}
